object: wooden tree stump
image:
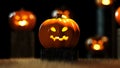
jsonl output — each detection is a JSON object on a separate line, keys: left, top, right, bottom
{"left": 11, "top": 31, "right": 35, "bottom": 58}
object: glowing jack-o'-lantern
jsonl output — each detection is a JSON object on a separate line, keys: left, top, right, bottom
{"left": 95, "top": 0, "right": 113, "bottom": 7}
{"left": 115, "top": 7, "right": 120, "bottom": 25}
{"left": 86, "top": 36, "right": 108, "bottom": 51}
{"left": 91, "top": 39, "right": 104, "bottom": 51}
{"left": 39, "top": 10, "right": 80, "bottom": 48}
{"left": 9, "top": 9, "right": 36, "bottom": 31}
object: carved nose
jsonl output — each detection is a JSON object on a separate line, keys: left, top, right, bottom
{"left": 56, "top": 31, "right": 64, "bottom": 38}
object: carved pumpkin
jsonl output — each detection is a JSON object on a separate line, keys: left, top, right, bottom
{"left": 39, "top": 10, "right": 80, "bottom": 48}
{"left": 9, "top": 9, "right": 36, "bottom": 31}
{"left": 91, "top": 39, "right": 104, "bottom": 51}
{"left": 86, "top": 36, "right": 108, "bottom": 51}
{"left": 115, "top": 7, "right": 120, "bottom": 25}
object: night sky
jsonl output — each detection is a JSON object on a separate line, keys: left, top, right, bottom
{"left": 0, "top": 0, "right": 120, "bottom": 58}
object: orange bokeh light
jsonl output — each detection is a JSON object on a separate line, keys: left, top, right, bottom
{"left": 96, "top": 0, "right": 113, "bottom": 7}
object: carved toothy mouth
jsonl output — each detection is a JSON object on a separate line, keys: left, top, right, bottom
{"left": 50, "top": 35, "right": 69, "bottom": 41}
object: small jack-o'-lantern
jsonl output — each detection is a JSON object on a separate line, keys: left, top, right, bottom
{"left": 115, "top": 7, "right": 120, "bottom": 25}
{"left": 91, "top": 39, "right": 104, "bottom": 51}
{"left": 9, "top": 9, "right": 36, "bottom": 31}
{"left": 86, "top": 36, "right": 108, "bottom": 51}
{"left": 39, "top": 10, "right": 80, "bottom": 48}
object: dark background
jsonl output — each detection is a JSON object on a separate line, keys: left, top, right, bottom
{"left": 0, "top": 0, "right": 120, "bottom": 58}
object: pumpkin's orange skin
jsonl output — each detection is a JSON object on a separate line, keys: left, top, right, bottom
{"left": 115, "top": 7, "right": 120, "bottom": 25}
{"left": 9, "top": 9, "right": 36, "bottom": 31}
{"left": 39, "top": 18, "right": 80, "bottom": 48}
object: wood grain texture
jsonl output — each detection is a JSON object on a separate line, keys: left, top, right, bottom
{"left": 0, "top": 58, "right": 120, "bottom": 68}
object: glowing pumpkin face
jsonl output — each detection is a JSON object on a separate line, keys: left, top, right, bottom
{"left": 9, "top": 9, "right": 36, "bottom": 31}
{"left": 86, "top": 36, "right": 108, "bottom": 51}
{"left": 39, "top": 16, "right": 80, "bottom": 48}
{"left": 91, "top": 39, "right": 104, "bottom": 51}
{"left": 50, "top": 26, "right": 69, "bottom": 41}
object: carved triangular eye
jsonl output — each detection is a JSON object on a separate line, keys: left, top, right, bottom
{"left": 15, "top": 15, "right": 20, "bottom": 20}
{"left": 62, "top": 27, "right": 68, "bottom": 32}
{"left": 50, "top": 27, "right": 56, "bottom": 32}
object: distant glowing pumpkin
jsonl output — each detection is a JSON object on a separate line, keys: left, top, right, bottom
{"left": 86, "top": 36, "right": 108, "bottom": 51}
{"left": 95, "top": 0, "right": 113, "bottom": 7}
{"left": 39, "top": 10, "right": 80, "bottom": 48}
{"left": 91, "top": 39, "right": 104, "bottom": 51}
{"left": 9, "top": 9, "right": 36, "bottom": 31}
